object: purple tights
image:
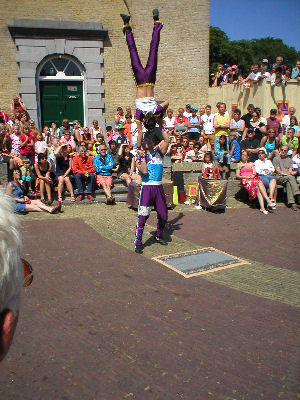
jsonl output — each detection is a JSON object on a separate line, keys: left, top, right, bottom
{"left": 125, "top": 23, "right": 163, "bottom": 86}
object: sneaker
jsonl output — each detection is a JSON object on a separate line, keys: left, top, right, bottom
{"left": 152, "top": 8, "right": 159, "bottom": 21}
{"left": 87, "top": 194, "right": 95, "bottom": 201}
{"left": 76, "top": 194, "right": 84, "bottom": 201}
{"left": 135, "top": 245, "right": 143, "bottom": 254}
{"left": 260, "top": 209, "right": 268, "bottom": 215}
{"left": 120, "top": 14, "right": 130, "bottom": 25}
{"left": 155, "top": 236, "right": 168, "bottom": 245}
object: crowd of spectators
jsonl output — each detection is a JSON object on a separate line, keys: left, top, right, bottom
{"left": 210, "top": 56, "right": 300, "bottom": 88}
{"left": 0, "top": 93, "right": 300, "bottom": 214}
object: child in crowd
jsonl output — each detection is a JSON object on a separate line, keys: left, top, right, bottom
{"left": 202, "top": 151, "right": 220, "bottom": 179}
{"left": 214, "top": 134, "right": 230, "bottom": 179}
{"left": 20, "top": 157, "right": 35, "bottom": 195}
{"left": 229, "top": 131, "right": 241, "bottom": 162}
{"left": 292, "top": 149, "right": 300, "bottom": 183}
{"left": 34, "top": 131, "right": 47, "bottom": 163}
{"left": 93, "top": 133, "right": 105, "bottom": 156}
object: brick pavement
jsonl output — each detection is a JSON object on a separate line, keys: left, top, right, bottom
{"left": 1, "top": 219, "right": 299, "bottom": 400}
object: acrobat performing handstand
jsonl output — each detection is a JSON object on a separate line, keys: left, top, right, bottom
{"left": 120, "top": 9, "right": 169, "bottom": 126}
{"left": 121, "top": 9, "right": 169, "bottom": 254}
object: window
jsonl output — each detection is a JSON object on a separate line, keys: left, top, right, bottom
{"left": 39, "top": 57, "right": 82, "bottom": 77}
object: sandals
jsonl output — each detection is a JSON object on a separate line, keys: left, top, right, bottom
{"left": 50, "top": 204, "right": 61, "bottom": 214}
{"left": 70, "top": 197, "right": 76, "bottom": 202}
{"left": 260, "top": 209, "right": 268, "bottom": 215}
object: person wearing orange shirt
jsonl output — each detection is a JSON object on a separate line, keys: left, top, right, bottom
{"left": 72, "top": 146, "right": 95, "bottom": 201}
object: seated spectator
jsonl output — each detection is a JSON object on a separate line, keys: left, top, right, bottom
{"left": 284, "top": 66, "right": 292, "bottom": 82}
{"left": 94, "top": 143, "right": 115, "bottom": 204}
{"left": 181, "top": 136, "right": 190, "bottom": 157}
{"left": 50, "top": 121, "right": 58, "bottom": 139}
{"left": 168, "top": 143, "right": 183, "bottom": 163}
{"left": 240, "top": 128, "right": 260, "bottom": 162}
{"left": 266, "top": 109, "right": 282, "bottom": 137}
{"left": 60, "top": 129, "right": 76, "bottom": 152}
{"left": 270, "top": 67, "right": 286, "bottom": 87}
{"left": 10, "top": 95, "right": 27, "bottom": 114}
{"left": 212, "top": 65, "right": 224, "bottom": 87}
{"left": 201, "top": 151, "right": 220, "bottom": 179}
{"left": 58, "top": 118, "right": 73, "bottom": 138}
{"left": 260, "top": 127, "right": 280, "bottom": 159}
{"left": 174, "top": 107, "right": 188, "bottom": 124}
{"left": 193, "top": 136, "right": 208, "bottom": 161}
{"left": 93, "top": 133, "right": 105, "bottom": 156}
{"left": 81, "top": 126, "right": 94, "bottom": 150}
{"left": 34, "top": 153, "right": 52, "bottom": 204}
{"left": 286, "top": 116, "right": 299, "bottom": 136}
{"left": 90, "top": 119, "right": 101, "bottom": 140}
{"left": 184, "top": 140, "right": 195, "bottom": 162}
{"left": 273, "top": 145, "right": 300, "bottom": 210}
{"left": 34, "top": 131, "right": 47, "bottom": 163}
{"left": 114, "top": 106, "right": 126, "bottom": 130}
{"left": 187, "top": 107, "right": 200, "bottom": 140}
{"left": 20, "top": 158, "right": 35, "bottom": 195}
{"left": 282, "top": 107, "right": 296, "bottom": 132}
{"left": 129, "top": 116, "right": 139, "bottom": 149}
{"left": 254, "top": 148, "right": 277, "bottom": 210}
{"left": 55, "top": 144, "right": 75, "bottom": 203}
{"left": 291, "top": 59, "right": 300, "bottom": 80}
{"left": 174, "top": 115, "right": 188, "bottom": 138}
{"left": 183, "top": 104, "right": 192, "bottom": 119}
{"left": 10, "top": 124, "right": 21, "bottom": 158}
{"left": 163, "top": 109, "right": 175, "bottom": 129}
{"left": 73, "top": 146, "right": 95, "bottom": 201}
{"left": 214, "top": 134, "right": 230, "bottom": 179}
{"left": 123, "top": 113, "right": 133, "bottom": 145}
{"left": 254, "top": 107, "right": 267, "bottom": 125}
{"left": 19, "top": 124, "right": 34, "bottom": 165}
{"left": 281, "top": 128, "right": 299, "bottom": 156}
{"left": 229, "top": 131, "right": 241, "bottom": 162}
{"left": 247, "top": 110, "right": 266, "bottom": 142}
{"left": 292, "top": 149, "right": 300, "bottom": 183}
{"left": 117, "top": 143, "right": 140, "bottom": 186}
{"left": 108, "top": 139, "right": 119, "bottom": 172}
{"left": 105, "top": 125, "right": 115, "bottom": 144}
{"left": 201, "top": 105, "right": 214, "bottom": 148}
{"left": 73, "top": 120, "right": 83, "bottom": 144}
{"left": 260, "top": 59, "right": 271, "bottom": 79}
{"left": 7, "top": 168, "right": 60, "bottom": 214}
{"left": 230, "top": 108, "right": 245, "bottom": 143}
{"left": 236, "top": 150, "right": 269, "bottom": 214}
{"left": 0, "top": 108, "right": 10, "bottom": 124}
{"left": 115, "top": 124, "right": 129, "bottom": 148}
{"left": 242, "top": 104, "right": 255, "bottom": 129}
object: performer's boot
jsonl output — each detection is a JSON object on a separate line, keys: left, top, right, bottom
{"left": 152, "top": 9, "right": 159, "bottom": 21}
{"left": 120, "top": 14, "right": 131, "bottom": 34}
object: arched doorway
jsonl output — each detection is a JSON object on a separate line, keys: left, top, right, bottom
{"left": 38, "top": 55, "right": 85, "bottom": 128}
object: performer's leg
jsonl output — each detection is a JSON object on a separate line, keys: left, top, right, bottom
{"left": 145, "top": 21, "right": 163, "bottom": 84}
{"left": 135, "top": 186, "right": 153, "bottom": 246}
{"left": 121, "top": 15, "right": 145, "bottom": 85}
{"left": 155, "top": 185, "right": 168, "bottom": 239}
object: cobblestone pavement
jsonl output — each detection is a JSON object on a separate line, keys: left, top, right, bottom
{"left": 1, "top": 204, "right": 299, "bottom": 400}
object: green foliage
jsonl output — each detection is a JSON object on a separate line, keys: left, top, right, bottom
{"left": 209, "top": 26, "right": 300, "bottom": 76}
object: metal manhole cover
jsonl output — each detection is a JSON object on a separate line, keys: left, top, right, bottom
{"left": 152, "top": 247, "right": 249, "bottom": 278}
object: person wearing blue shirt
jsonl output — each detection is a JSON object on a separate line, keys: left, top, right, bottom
{"left": 229, "top": 131, "right": 241, "bottom": 162}
{"left": 94, "top": 144, "right": 115, "bottom": 204}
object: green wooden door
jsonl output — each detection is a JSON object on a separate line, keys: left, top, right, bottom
{"left": 40, "top": 81, "right": 84, "bottom": 127}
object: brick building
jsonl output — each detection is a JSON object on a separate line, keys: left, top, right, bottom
{"left": 0, "top": 0, "right": 209, "bottom": 128}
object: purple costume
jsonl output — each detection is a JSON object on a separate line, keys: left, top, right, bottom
{"left": 124, "top": 23, "right": 163, "bottom": 121}
{"left": 135, "top": 147, "right": 168, "bottom": 246}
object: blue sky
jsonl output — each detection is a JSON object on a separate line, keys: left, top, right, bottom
{"left": 210, "top": 0, "right": 300, "bottom": 50}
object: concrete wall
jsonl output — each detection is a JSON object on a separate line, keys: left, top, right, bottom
{"left": 0, "top": 0, "right": 209, "bottom": 125}
{"left": 208, "top": 80, "right": 300, "bottom": 116}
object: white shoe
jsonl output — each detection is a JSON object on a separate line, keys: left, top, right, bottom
{"left": 195, "top": 205, "right": 202, "bottom": 210}
{"left": 260, "top": 209, "right": 268, "bottom": 215}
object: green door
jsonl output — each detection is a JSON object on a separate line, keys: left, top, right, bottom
{"left": 40, "top": 81, "right": 84, "bottom": 127}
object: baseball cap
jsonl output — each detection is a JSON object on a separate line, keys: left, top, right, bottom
{"left": 258, "top": 147, "right": 267, "bottom": 154}
{"left": 262, "top": 58, "right": 269, "bottom": 64}
{"left": 117, "top": 123, "right": 125, "bottom": 130}
{"left": 231, "top": 64, "right": 238, "bottom": 69}
{"left": 224, "top": 63, "right": 229, "bottom": 68}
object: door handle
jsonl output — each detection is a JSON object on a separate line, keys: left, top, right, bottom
{"left": 59, "top": 111, "right": 63, "bottom": 115}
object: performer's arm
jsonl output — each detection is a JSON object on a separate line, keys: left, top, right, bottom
{"left": 137, "top": 120, "right": 143, "bottom": 148}
{"left": 158, "top": 128, "right": 170, "bottom": 155}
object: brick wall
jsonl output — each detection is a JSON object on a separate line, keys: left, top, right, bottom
{"left": 0, "top": 0, "right": 209, "bottom": 122}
